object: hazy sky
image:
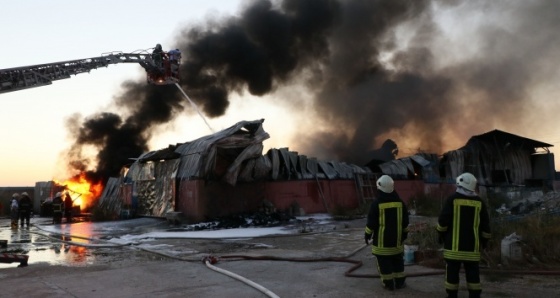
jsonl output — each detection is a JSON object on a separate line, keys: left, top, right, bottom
{"left": 0, "top": 0, "right": 264, "bottom": 186}
{"left": 2, "top": 0, "right": 560, "bottom": 187}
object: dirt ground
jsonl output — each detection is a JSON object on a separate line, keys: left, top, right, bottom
{"left": 0, "top": 216, "right": 559, "bottom": 297}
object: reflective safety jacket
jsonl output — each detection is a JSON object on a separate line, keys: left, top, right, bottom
{"left": 365, "top": 191, "right": 409, "bottom": 256}
{"left": 437, "top": 192, "right": 491, "bottom": 261}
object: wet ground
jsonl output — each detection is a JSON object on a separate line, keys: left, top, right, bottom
{"left": 1, "top": 215, "right": 560, "bottom": 297}
{"left": 0, "top": 215, "right": 170, "bottom": 269}
{"left": 0, "top": 213, "right": 347, "bottom": 269}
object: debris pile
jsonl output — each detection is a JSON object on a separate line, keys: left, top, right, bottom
{"left": 495, "top": 191, "right": 560, "bottom": 216}
{"left": 181, "top": 211, "right": 296, "bottom": 231}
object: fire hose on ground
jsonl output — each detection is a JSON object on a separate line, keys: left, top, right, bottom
{"left": 203, "top": 255, "right": 280, "bottom": 298}
{"left": 20, "top": 225, "right": 560, "bottom": 296}
{"left": 99, "top": 232, "right": 560, "bottom": 295}
{"left": 29, "top": 227, "right": 560, "bottom": 279}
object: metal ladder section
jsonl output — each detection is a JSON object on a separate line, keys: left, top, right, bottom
{"left": 354, "top": 173, "right": 379, "bottom": 204}
{"left": 0, "top": 53, "right": 153, "bottom": 93}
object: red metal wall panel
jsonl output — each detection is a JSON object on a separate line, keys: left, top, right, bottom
{"left": 394, "top": 180, "right": 426, "bottom": 204}
{"left": 175, "top": 179, "right": 455, "bottom": 223}
{"left": 176, "top": 180, "right": 265, "bottom": 223}
{"left": 264, "top": 180, "right": 360, "bottom": 214}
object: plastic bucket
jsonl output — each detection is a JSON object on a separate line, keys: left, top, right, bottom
{"left": 404, "top": 245, "right": 417, "bottom": 265}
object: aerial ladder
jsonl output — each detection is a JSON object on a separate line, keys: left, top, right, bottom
{"left": 0, "top": 47, "right": 180, "bottom": 94}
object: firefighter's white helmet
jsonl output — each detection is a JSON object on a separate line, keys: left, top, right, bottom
{"left": 456, "top": 172, "right": 477, "bottom": 191}
{"left": 12, "top": 193, "right": 19, "bottom": 198}
{"left": 376, "top": 175, "right": 394, "bottom": 193}
{"left": 55, "top": 192, "right": 62, "bottom": 197}
{"left": 21, "top": 192, "right": 28, "bottom": 197}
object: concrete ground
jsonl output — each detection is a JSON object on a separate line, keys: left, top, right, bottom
{"left": 0, "top": 216, "right": 559, "bottom": 297}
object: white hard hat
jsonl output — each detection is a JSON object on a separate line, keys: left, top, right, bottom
{"left": 376, "top": 175, "right": 394, "bottom": 193}
{"left": 456, "top": 172, "right": 477, "bottom": 191}
{"left": 21, "top": 192, "right": 28, "bottom": 196}
{"left": 12, "top": 193, "right": 19, "bottom": 198}
{"left": 56, "top": 192, "right": 62, "bottom": 197}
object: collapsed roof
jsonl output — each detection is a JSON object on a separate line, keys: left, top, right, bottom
{"left": 98, "top": 119, "right": 370, "bottom": 217}
{"left": 125, "top": 119, "right": 369, "bottom": 186}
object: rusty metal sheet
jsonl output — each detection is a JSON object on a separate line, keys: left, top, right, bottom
{"left": 268, "top": 149, "right": 280, "bottom": 180}
{"left": 135, "top": 159, "right": 180, "bottom": 217}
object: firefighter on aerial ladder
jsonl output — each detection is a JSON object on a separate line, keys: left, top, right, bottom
{"left": 150, "top": 43, "right": 172, "bottom": 82}
{"left": 168, "top": 48, "right": 181, "bottom": 78}
{"left": 152, "top": 44, "right": 164, "bottom": 67}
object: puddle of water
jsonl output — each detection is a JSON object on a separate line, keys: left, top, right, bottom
{"left": 0, "top": 219, "right": 96, "bottom": 269}
{"left": 1, "top": 216, "right": 166, "bottom": 269}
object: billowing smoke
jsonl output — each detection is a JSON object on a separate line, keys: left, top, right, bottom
{"left": 64, "top": 0, "right": 560, "bottom": 183}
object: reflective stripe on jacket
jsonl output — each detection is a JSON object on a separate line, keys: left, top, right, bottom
{"left": 437, "top": 193, "right": 491, "bottom": 261}
{"left": 365, "top": 191, "right": 409, "bottom": 256}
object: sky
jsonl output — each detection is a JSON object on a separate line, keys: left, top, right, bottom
{"left": 3, "top": 0, "right": 560, "bottom": 187}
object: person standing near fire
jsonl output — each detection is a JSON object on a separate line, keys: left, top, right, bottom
{"left": 52, "top": 192, "right": 64, "bottom": 224}
{"left": 18, "top": 192, "right": 32, "bottom": 228}
{"left": 364, "top": 175, "right": 409, "bottom": 291}
{"left": 437, "top": 172, "right": 492, "bottom": 298}
{"left": 64, "top": 192, "right": 73, "bottom": 223}
{"left": 10, "top": 193, "right": 19, "bottom": 229}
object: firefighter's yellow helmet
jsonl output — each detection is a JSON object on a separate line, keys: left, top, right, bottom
{"left": 376, "top": 175, "right": 394, "bottom": 193}
{"left": 456, "top": 172, "right": 477, "bottom": 191}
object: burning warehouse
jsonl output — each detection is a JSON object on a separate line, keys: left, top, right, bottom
{"left": 43, "top": 1, "right": 560, "bottom": 221}
{"left": 50, "top": 123, "right": 558, "bottom": 224}
{"left": 98, "top": 119, "right": 371, "bottom": 223}
{"left": 373, "top": 129, "right": 556, "bottom": 203}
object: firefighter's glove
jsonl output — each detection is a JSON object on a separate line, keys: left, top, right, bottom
{"left": 364, "top": 232, "right": 372, "bottom": 245}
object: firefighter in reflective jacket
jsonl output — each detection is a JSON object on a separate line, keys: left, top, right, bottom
{"left": 52, "top": 192, "right": 64, "bottom": 224}
{"left": 365, "top": 175, "right": 409, "bottom": 291}
{"left": 437, "top": 172, "right": 491, "bottom": 298}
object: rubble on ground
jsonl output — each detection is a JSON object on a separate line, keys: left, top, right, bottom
{"left": 495, "top": 191, "right": 560, "bottom": 216}
{"left": 178, "top": 211, "right": 297, "bottom": 231}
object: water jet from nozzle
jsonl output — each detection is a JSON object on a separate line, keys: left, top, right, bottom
{"left": 175, "top": 83, "right": 215, "bottom": 133}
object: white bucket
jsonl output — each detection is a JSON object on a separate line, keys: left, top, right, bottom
{"left": 404, "top": 245, "right": 418, "bottom": 265}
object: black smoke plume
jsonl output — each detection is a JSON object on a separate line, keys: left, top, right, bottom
{"left": 64, "top": 0, "right": 560, "bottom": 183}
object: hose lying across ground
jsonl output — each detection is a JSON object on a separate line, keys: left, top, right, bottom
{"left": 27, "top": 225, "right": 560, "bottom": 297}
{"left": 215, "top": 244, "right": 446, "bottom": 279}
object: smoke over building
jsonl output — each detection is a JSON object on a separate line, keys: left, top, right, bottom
{"left": 63, "top": 0, "right": 560, "bottom": 184}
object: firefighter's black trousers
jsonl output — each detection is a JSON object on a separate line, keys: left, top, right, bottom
{"left": 445, "top": 259, "right": 481, "bottom": 298}
{"left": 53, "top": 212, "right": 63, "bottom": 224}
{"left": 19, "top": 211, "right": 30, "bottom": 227}
{"left": 375, "top": 253, "right": 406, "bottom": 289}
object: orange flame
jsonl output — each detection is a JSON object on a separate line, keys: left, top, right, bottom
{"left": 53, "top": 173, "right": 103, "bottom": 211}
